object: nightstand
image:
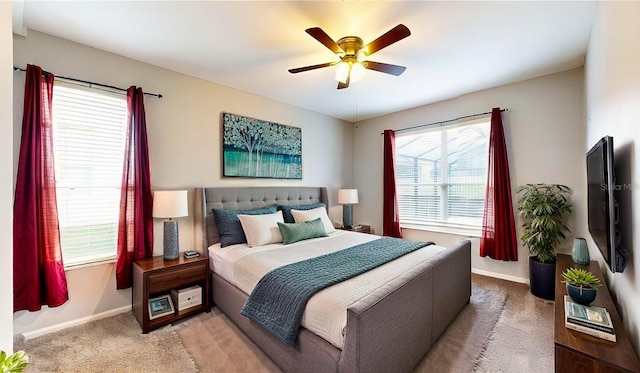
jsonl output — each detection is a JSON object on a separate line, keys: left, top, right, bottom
{"left": 338, "top": 225, "right": 371, "bottom": 234}
{"left": 133, "top": 255, "right": 211, "bottom": 333}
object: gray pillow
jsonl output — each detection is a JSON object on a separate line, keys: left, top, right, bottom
{"left": 278, "top": 203, "right": 326, "bottom": 223}
{"left": 277, "top": 218, "right": 327, "bottom": 245}
{"left": 212, "top": 205, "right": 278, "bottom": 247}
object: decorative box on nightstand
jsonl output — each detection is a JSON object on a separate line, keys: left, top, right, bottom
{"left": 171, "top": 285, "right": 202, "bottom": 311}
{"left": 338, "top": 224, "right": 371, "bottom": 234}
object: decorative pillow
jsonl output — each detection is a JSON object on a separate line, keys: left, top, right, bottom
{"left": 278, "top": 218, "right": 327, "bottom": 245}
{"left": 290, "top": 206, "right": 336, "bottom": 234}
{"left": 278, "top": 203, "right": 327, "bottom": 223}
{"left": 238, "top": 211, "right": 284, "bottom": 247}
{"left": 212, "top": 205, "right": 277, "bottom": 247}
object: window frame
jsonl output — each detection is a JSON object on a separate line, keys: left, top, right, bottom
{"left": 51, "top": 81, "right": 128, "bottom": 269}
{"left": 394, "top": 117, "right": 490, "bottom": 236}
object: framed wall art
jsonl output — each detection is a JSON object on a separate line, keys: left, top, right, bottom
{"left": 222, "top": 112, "right": 302, "bottom": 179}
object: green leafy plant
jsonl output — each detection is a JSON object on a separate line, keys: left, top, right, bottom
{"left": 516, "top": 183, "right": 573, "bottom": 263}
{"left": 0, "top": 350, "right": 29, "bottom": 373}
{"left": 561, "top": 267, "right": 602, "bottom": 288}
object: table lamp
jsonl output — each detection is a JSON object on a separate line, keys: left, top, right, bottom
{"left": 153, "top": 190, "right": 188, "bottom": 260}
{"left": 338, "top": 189, "right": 359, "bottom": 228}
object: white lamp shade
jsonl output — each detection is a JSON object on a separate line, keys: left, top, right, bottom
{"left": 350, "top": 62, "right": 365, "bottom": 83}
{"left": 338, "top": 189, "right": 359, "bottom": 205}
{"left": 153, "top": 190, "right": 188, "bottom": 218}
{"left": 335, "top": 62, "right": 350, "bottom": 83}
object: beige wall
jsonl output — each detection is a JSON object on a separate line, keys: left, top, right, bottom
{"left": 585, "top": 1, "right": 640, "bottom": 355}
{"left": 12, "top": 30, "right": 353, "bottom": 336}
{"left": 1, "top": 2, "right": 14, "bottom": 353}
{"left": 353, "top": 68, "right": 586, "bottom": 283}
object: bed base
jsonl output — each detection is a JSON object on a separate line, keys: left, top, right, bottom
{"left": 212, "top": 240, "right": 471, "bottom": 373}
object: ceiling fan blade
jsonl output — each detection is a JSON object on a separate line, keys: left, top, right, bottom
{"left": 306, "top": 27, "right": 344, "bottom": 54}
{"left": 363, "top": 61, "right": 406, "bottom": 76}
{"left": 337, "top": 74, "right": 350, "bottom": 90}
{"left": 364, "top": 24, "right": 411, "bottom": 56}
{"left": 288, "top": 62, "right": 334, "bottom": 74}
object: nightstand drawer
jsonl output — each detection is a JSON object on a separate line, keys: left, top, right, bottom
{"left": 148, "top": 262, "right": 207, "bottom": 293}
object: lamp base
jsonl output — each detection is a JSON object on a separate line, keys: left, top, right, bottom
{"left": 343, "top": 204, "right": 353, "bottom": 229}
{"left": 163, "top": 220, "right": 179, "bottom": 260}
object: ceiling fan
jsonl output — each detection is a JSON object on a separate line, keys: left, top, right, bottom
{"left": 288, "top": 24, "right": 411, "bottom": 89}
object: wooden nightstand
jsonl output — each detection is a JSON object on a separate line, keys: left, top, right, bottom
{"left": 338, "top": 225, "right": 371, "bottom": 234}
{"left": 133, "top": 255, "right": 211, "bottom": 333}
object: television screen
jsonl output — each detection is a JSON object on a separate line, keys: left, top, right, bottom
{"left": 586, "top": 136, "right": 627, "bottom": 272}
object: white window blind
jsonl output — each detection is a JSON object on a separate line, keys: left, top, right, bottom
{"left": 395, "top": 119, "right": 490, "bottom": 229}
{"left": 52, "top": 83, "right": 127, "bottom": 267}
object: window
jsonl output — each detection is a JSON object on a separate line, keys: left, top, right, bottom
{"left": 52, "top": 82, "right": 128, "bottom": 267}
{"left": 395, "top": 119, "right": 490, "bottom": 233}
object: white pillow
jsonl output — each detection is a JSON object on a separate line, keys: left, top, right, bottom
{"left": 291, "top": 207, "right": 336, "bottom": 234}
{"left": 238, "top": 210, "right": 284, "bottom": 247}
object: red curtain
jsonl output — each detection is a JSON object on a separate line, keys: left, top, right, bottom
{"left": 480, "top": 108, "right": 517, "bottom": 261}
{"left": 383, "top": 130, "right": 403, "bottom": 238}
{"left": 116, "top": 87, "right": 154, "bottom": 289}
{"left": 13, "top": 64, "right": 69, "bottom": 312}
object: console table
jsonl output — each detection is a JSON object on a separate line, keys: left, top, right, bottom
{"left": 554, "top": 254, "right": 640, "bottom": 372}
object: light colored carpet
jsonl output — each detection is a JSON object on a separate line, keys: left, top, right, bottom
{"left": 472, "top": 275, "right": 555, "bottom": 372}
{"left": 177, "top": 308, "right": 281, "bottom": 373}
{"left": 14, "top": 274, "right": 554, "bottom": 372}
{"left": 415, "top": 284, "right": 507, "bottom": 372}
{"left": 176, "top": 283, "right": 508, "bottom": 373}
{"left": 14, "top": 312, "right": 198, "bottom": 373}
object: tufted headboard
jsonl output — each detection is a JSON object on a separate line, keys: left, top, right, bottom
{"left": 195, "top": 186, "right": 329, "bottom": 255}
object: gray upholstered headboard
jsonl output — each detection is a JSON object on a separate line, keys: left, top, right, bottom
{"left": 195, "top": 186, "right": 329, "bottom": 255}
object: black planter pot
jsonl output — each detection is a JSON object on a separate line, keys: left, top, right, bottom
{"left": 529, "top": 256, "right": 556, "bottom": 300}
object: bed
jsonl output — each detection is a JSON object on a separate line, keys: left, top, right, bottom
{"left": 195, "top": 186, "right": 471, "bottom": 373}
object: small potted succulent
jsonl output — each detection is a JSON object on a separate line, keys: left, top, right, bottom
{"left": 561, "top": 267, "right": 601, "bottom": 305}
{"left": 0, "top": 350, "right": 29, "bottom": 373}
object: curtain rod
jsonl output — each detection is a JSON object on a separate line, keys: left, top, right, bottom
{"left": 381, "top": 108, "right": 508, "bottom": 135}
{"left": 13, "top": 66, "right": 163, "bottom": 99}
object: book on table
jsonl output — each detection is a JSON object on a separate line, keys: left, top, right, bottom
{"left": 183, "top": 250, "right": 200, "bottom": 259}
{"left": 564, "top": 295, "right": 616, "bottom": 342}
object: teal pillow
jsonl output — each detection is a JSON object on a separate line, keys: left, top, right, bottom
{"left": 277, "top": 218, "right": 327, "bottom": 245}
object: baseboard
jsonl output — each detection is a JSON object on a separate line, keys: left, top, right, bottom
{"left": 472, "top": 268, "right": 529, "bottom": 285}
{"left": 21, "top": 305, "right": 132, "bottom": 340}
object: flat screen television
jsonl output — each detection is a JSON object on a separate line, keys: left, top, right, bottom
{"left": 586, "top": 136, "right": 628, "bottom": 272}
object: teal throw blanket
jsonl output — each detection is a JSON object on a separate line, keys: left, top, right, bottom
{"left": 240, "top": 237, "right": 434, "bottom": 346}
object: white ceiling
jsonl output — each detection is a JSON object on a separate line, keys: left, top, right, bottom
{"left": 13, "top": 1, "right": 597, "bottom": 122}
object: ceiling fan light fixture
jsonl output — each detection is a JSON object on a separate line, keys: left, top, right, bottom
{"left": 291, "top": 24, "right": 410, "bottom": 90}
{"left": 350, "top": 62, "right": 365, "bottom": 83}
{"left": 335, "top": 61, "right": 350, "bottom": 83}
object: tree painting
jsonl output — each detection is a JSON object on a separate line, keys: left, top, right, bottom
{"left": 222, "top": 113, "right": 302, "bottom": 179}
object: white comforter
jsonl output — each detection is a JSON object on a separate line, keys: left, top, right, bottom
{"left": 209, "top": 230, "right": 447, "bottom": 349}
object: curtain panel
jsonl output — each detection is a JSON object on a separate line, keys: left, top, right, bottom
{"left": 13, "top": 64, "right": 69, "bottom": 312}
{"left": 383, "top": 130, "right": 403, "bottom": 238}
{"left": 116, "top": 86, "right": 154, "bottom": 289}
{"left": 480, "top": 107, "right": 518, "bottom": 261}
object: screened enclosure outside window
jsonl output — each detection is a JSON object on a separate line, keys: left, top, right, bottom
{"left": 52, "top": 83, "right": 127, "bottom": 267}
{"left": 395, "top": 119, "right": 490, "bottom": 230}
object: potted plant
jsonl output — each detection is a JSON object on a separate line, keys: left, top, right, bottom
{"left": 0, "top": 350, "right": 29, "bottom": 373}
{"left": 561, "top": 267, "right": 601, "bottom": 305}
{"left": 517, "top": 183, "right": 573, "bottom": 300}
